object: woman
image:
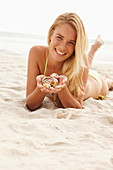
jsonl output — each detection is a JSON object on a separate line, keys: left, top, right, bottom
{"left": 26, "top": 12, "right": 113, "bottom": 111}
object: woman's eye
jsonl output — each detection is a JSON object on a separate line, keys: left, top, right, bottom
{"left": 57, "top": 36, "right": 62, "bottom": 40}
{"left": 68, "top": 41, "right": 75, "bottom": 45}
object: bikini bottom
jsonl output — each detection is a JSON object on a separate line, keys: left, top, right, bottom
{"left": 89, "top": 69, "right": 105, "bottom": 100}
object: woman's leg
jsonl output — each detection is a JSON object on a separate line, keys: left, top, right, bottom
{"left": 88, "top": 35, "right": 104, "bottom": 68}
{"left": 83, "top": 76, "right": 102, "bottom": 100}
{"left": 84, "top": 75, "right": 113, "bottom": 100}
{"left": 100, "top": 77, "right": 109, "bottom": 96}
{"left": 101, "top": 76, "right": 113, "bottom": 96}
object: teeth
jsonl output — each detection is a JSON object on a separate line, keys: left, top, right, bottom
{"left": 56, "top": 49, "right": 65, "bottom": 55}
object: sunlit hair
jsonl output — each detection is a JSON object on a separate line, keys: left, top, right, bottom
{"left": 47, "top": 13, "right": 89, "bottom": 106}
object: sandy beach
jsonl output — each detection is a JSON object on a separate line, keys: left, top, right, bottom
{"left": 0, "top": 44, "right": 113, "bottom": 169}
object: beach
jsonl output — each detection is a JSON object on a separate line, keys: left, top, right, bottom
{"left": 0, "top": 32, "right": 113, "bottom": 170}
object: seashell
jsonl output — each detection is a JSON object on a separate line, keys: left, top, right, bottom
{"left": 43, "top": 83, "right": 51, "bottom": 89}
{"left": 50, "top": 73, "right": 59, "bottom": 78}
{"left": 56, "top": 113, "right": 63, "bottom": 119}
{"left": 42, "top": 76, "right": 58, "bottom": 89}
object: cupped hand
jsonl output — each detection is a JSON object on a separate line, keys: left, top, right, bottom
{"left": 36, "top": 75, "right": 67, "bottom": 94}
{"left": 48, "top": 75, "right": 67, "bottom": 93}
{"left": 36, "top": 75, "right": 51, "bottom": 93}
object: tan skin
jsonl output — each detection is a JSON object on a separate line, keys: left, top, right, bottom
{"left": 26, "top": 23, "right": 111, "bottom": 111}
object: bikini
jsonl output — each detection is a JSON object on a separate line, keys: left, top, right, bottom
{"left": 89, "top": 69, "right": 102, "bottom": 89}
{"left": 89, "top": 69, "right": 105, "bottom": 100}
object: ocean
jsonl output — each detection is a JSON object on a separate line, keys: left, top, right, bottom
{"left": 0, "top": 31, "right": 113, "bottom": 65}
{"left": 0, "top": 31, "right": 47, "bottom": 58}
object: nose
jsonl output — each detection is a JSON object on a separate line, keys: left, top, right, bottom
{"left": 59, "top": 42, "right": 67, "bottom": 52}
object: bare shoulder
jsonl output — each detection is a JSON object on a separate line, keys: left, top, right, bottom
{"left": 29, "top": 45, "right": 47, "bottom": 60}
{"left": 30, "top": 45, "right": 46, "bottom": 52}
{"left": 28, "top": 45, "right": 48, "bottom": 75}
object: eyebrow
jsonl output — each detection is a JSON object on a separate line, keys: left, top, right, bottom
{"left": 56, "top": 33, "right": 76, "bottom": 43}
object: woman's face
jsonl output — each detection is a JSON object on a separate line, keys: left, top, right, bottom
{"left": 49, "top": 23, "right": 77, "bottom": 63}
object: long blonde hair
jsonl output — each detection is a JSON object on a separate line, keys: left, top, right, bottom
{"left": 47, "top": 13, "right": 89, "bottom": 105}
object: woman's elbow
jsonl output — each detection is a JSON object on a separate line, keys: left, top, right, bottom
{"left": 62, "top": 102, "right": 83, "bottom": 109}
{"left": 63, "top": 105, "right": 82, "bottom": 109}
{"left": 26, "top": 104, "right": 41, "bottom": 111}
{"left": 72, "top": 104, "right": 83, "bottom": 109}
{"left": 25, "top": 98, "right": 41, "bottom": 111}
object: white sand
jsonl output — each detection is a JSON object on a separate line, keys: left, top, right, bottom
{"left": 0, "top": 55, "right": 113, "bottom": 170}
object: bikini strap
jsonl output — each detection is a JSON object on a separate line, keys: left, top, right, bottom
{"left": 44, "top": 56, "right": 48, "bottom": 76}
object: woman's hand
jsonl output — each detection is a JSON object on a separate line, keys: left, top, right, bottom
{"left": 48, "top": 75, "right": 67, "bottom": 94}
{"left": 36, "top": 75, "right": 67, "bottom": 94}
{"left": 36, "top": 75, "right": 51, "bottom": 93}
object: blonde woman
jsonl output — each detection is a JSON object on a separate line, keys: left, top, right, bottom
{"left": 26, "top": 12, "right": 113, "bottom": 111}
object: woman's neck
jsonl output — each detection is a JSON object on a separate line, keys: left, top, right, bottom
{"left": 47, "top": 52, "right": 63, "bottom": 74}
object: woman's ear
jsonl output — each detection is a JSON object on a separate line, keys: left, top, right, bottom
{"left": 48, "top": 35, "right": 52, "bottom": 44}
{"left": 49, "top": 34, "right": 52, "bottom": 43}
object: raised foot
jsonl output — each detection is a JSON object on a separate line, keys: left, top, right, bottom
{"left": 95, "top": 35, "right": 104, "bottom": 46}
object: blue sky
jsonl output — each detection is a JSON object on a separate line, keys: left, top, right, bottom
{"left": 0, "top": 0, "right": 113, "bottom": 41}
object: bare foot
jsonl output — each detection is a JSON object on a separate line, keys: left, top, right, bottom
{"left": 93, "top": 35, "right": 104, "bottom": 50}
{"left": 95, "top": 35, "right": 104, "bottom": 46}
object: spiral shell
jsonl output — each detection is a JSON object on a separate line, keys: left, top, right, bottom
{"left": 42, "top": 76, "right": 58, "bottom": 89}
{"left": 50, "top": 73, "right": 59, "bottom": 78}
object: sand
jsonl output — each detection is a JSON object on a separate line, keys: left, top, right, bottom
{"left": 0, "top": 54, "right": 113, "bottom": 170}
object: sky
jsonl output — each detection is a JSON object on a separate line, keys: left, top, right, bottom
{"left": 0, "top": 0, "right": 113, "bottom": 41}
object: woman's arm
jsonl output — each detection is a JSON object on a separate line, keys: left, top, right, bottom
{"left": 57, "top": 86, "right": 82, "bottom": 108}
{"left": 26, "top": 86, "right": 46, "bottom": 111}
{"left": 57, "top": 54, "right": 89, "bottom": 109}
{"left": 25, "top": 46, "right": 46, "bottom": 111}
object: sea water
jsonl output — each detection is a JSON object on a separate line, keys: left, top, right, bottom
{"left": 0, "top": 31, "right": 113, "bottom": 64}
{"left": 0, "top": 31, "right": 47, "bottom": 58}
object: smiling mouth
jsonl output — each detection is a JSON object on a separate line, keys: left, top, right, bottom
{"left": 55, "top": 48, "right": 66, "bottom": 56}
